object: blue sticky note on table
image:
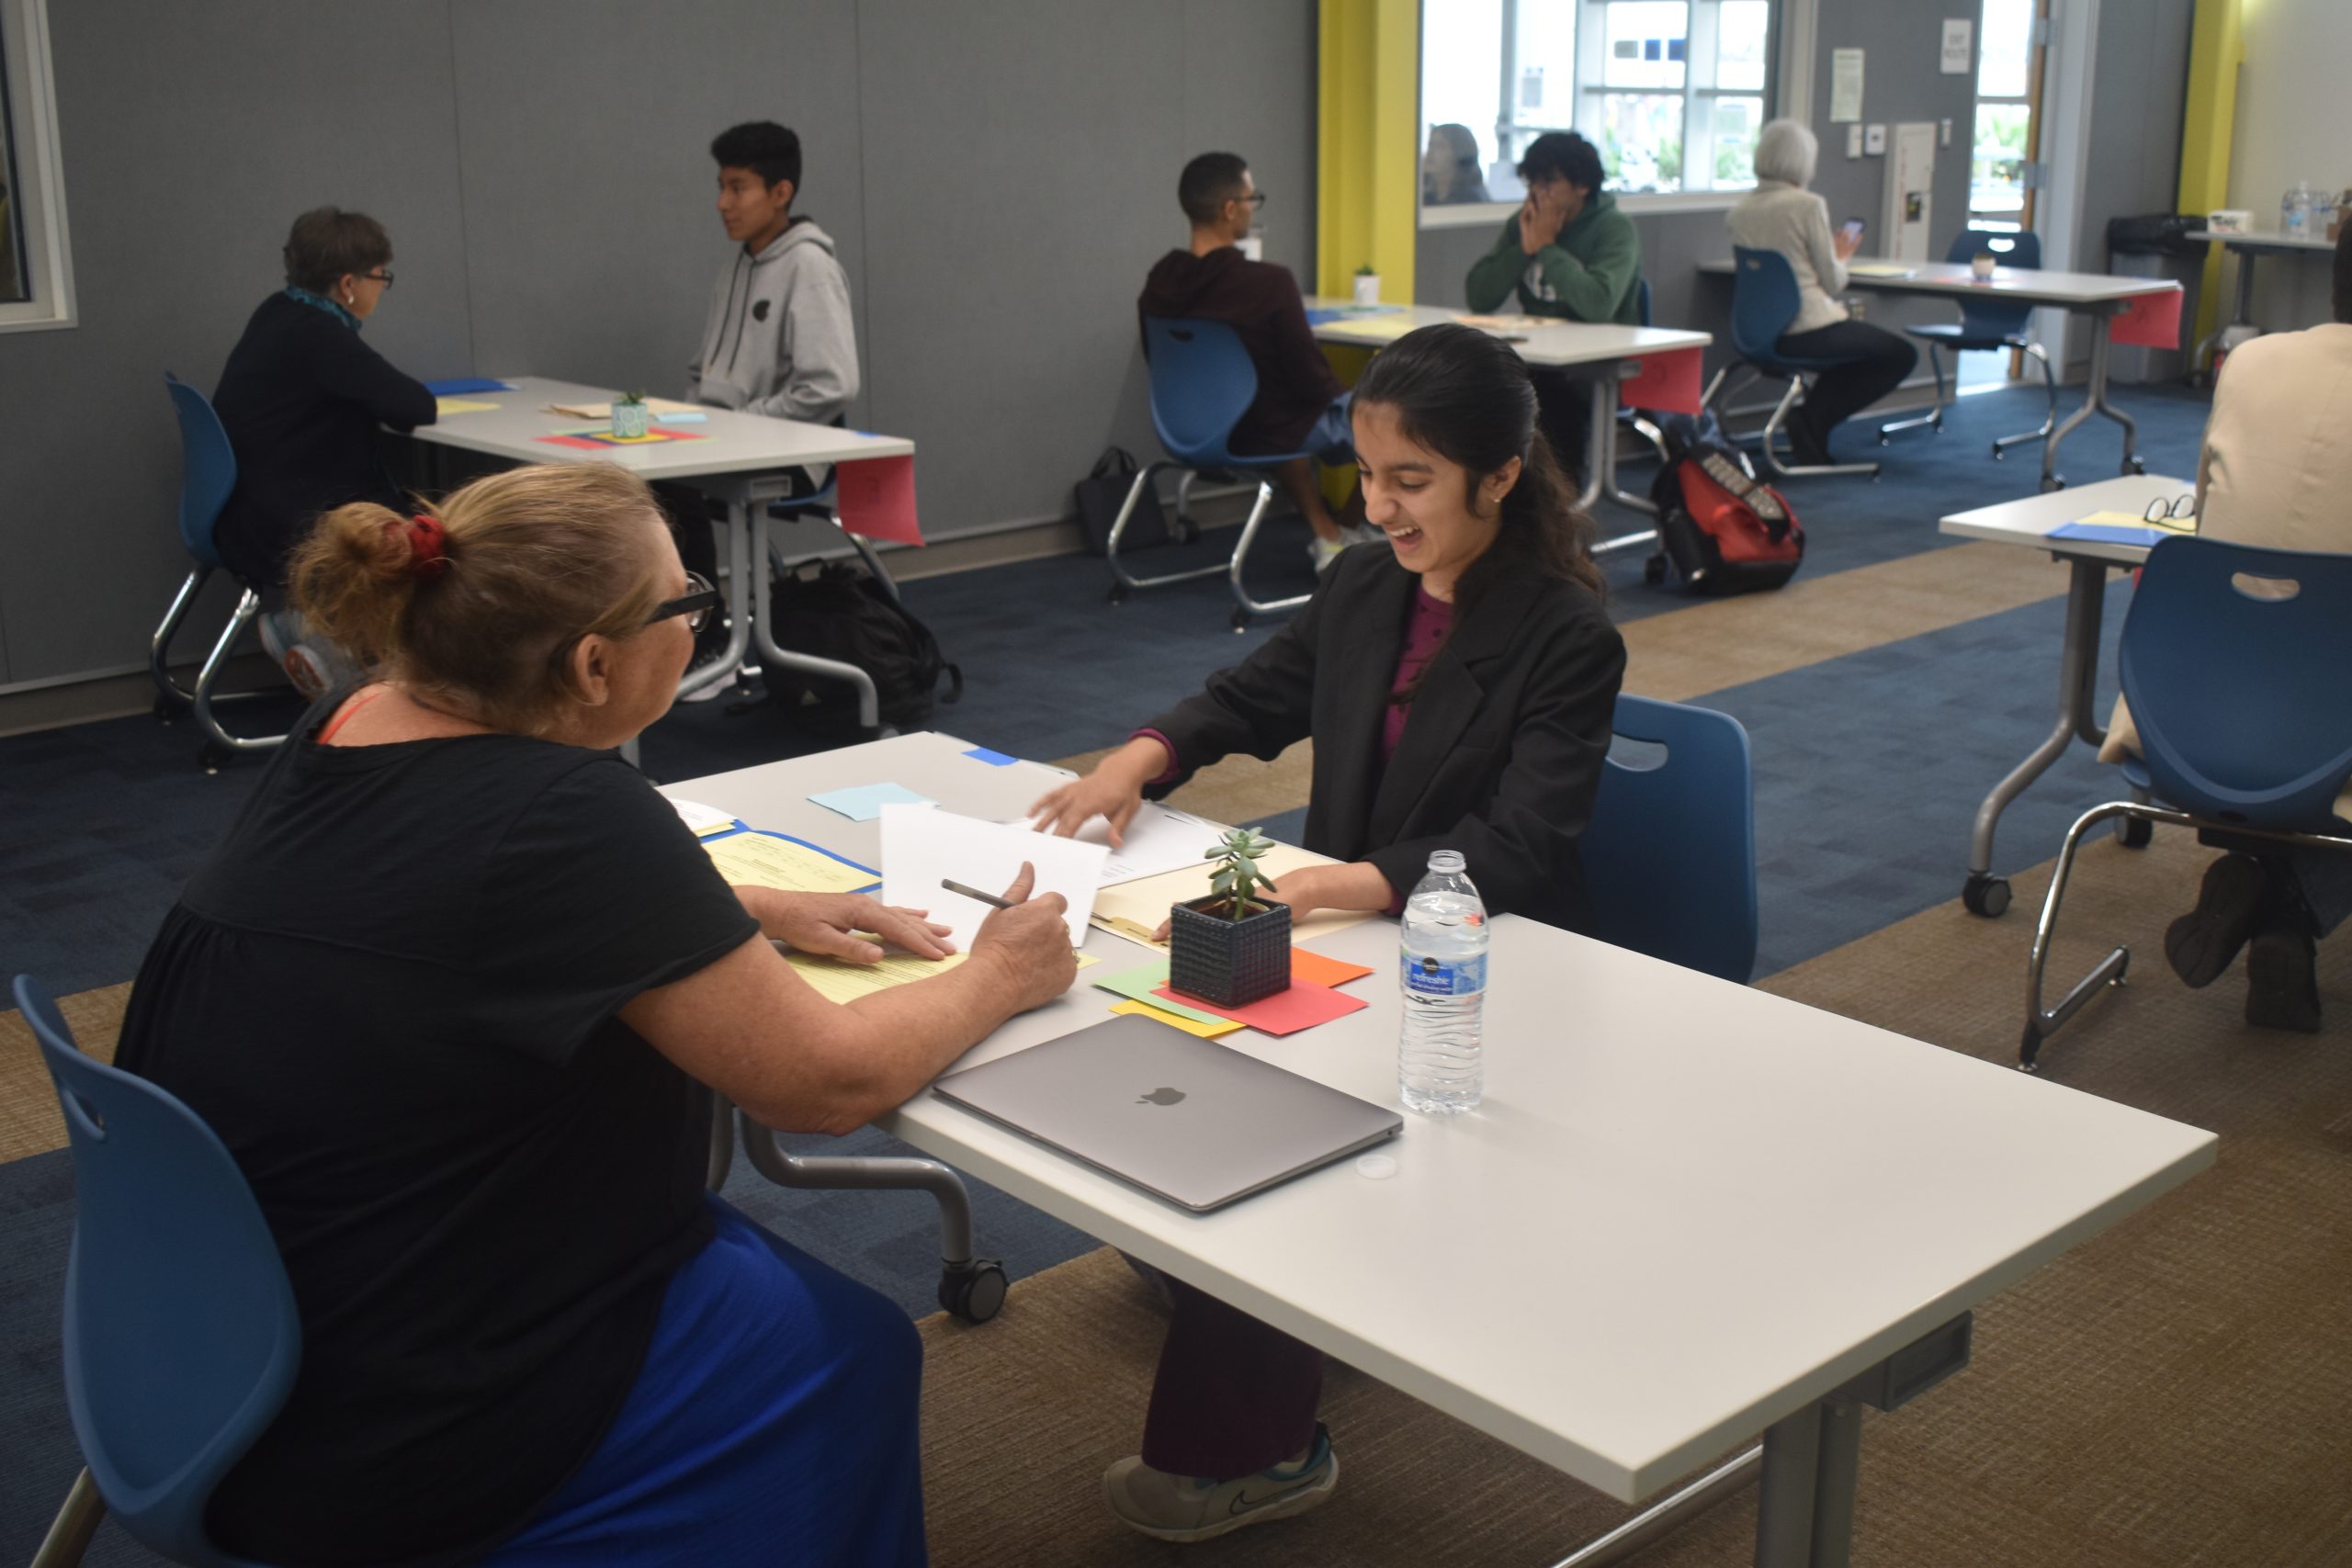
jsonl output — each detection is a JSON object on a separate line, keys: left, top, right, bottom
{"left": 1306, "top": 306, "right": 1402, "bottom": 325}
{"left": 2049, "top": 522, "right": 2166, "bottom": 548}
{"left": 424, "top": 377, "right": 514, "bottom": 395}
{"left": 657, "top": 410, "right": 709, "bottom": 423}
{"left": 809, "top": 782, "right": 936, "bottom": 821}
{"left": 963, "top": 747, "right": 1018, "bottom": 767}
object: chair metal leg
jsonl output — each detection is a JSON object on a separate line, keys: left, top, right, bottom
{"left": 1227, "top": 479, "right": 1310, "bottom": 628}
{"left": 191, "top": 590, "right": 288, "bottom": 757}
{"left": 1876, "top": 344, "right": 1947, "bottom": 441}
{"left": 1991, "top": 342, "right": 2060, "bottom": 457}
{"left": 738, "top": 1110, "right": 1009, "bottom": 1322}
{"left": 1106, "top": 462, "right": 1223, "bottom": 600}
{"left": 704, "top": 1084, "right": 735, "bottom": 1192}
{"left": 150, "top": 567, "right": 210, "bottom": 710}
{"left": 1758, "top": 378, "right": 1880, "bottom": 480}
{"left": 31, "top": 1469, "right": 105, "bottom": 1568}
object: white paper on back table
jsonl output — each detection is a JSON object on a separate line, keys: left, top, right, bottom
{"left": 878, "top": 805, "right": 1105, "bottom": 951}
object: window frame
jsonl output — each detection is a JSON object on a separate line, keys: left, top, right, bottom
{"left": 1419, "top": 0, "right": 1798, "bottom": 230}
{"left": 0, "top": 0, "right": 76, "bottom": 334}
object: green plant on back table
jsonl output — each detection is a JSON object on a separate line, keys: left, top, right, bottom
{"left": 1204, "top": 827, "right": 1280, "bottom": 920}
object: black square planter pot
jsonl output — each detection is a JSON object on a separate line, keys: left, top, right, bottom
{"left": 1167, "top": 896, "right": 1292, "bottom": 1008}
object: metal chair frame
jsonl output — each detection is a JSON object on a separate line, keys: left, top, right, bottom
{"left": 1878, "top": 229, "right": 2060, "bottom": 455}
{"left": 152, "top": 375, "right": 288, "bottom": 772}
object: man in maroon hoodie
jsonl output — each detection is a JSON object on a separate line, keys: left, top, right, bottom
{"left": 1139, "top": 153, "right": 1368, "bottom": 572}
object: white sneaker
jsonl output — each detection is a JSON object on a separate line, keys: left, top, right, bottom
{"left": 1307, "top": 535, "right": 1347, "bottom": 574}
{"left": 1102, "top": 1426, "right": 1338, "bottom": 1542}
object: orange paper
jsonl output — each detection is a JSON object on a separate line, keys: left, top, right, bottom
{"left": 1153, "top": 979, "right": 1369, "bottom": 1036}
{"left": 1289, "top": 948, "right": 1374, "bottom": 987}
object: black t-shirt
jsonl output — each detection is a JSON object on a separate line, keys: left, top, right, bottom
{"left": 113, "top": 711, "right": 759, "bottom": 1566}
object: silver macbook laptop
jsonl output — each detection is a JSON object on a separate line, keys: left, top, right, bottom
{"left": 932, "top": 1014, "right": 1403, "bottom": 1213}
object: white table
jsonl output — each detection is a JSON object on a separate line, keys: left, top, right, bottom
{"left": 2185, "top": 228, "right": 2340, "bottom": 373}
{"left": 1937, "top": 472, "right": 2191, "bottom": 919}
{"left": 1306, "top": 299, "right": 1712, "bottom": 547}
{"left": 1698, "top": 258, "right": 2180, "bottom": 490}
{"left": 405, "top": 376, "right": 915, "bottom": 719}
{"left": 672, "top": 730, "right": 2215, "bottom": 1566}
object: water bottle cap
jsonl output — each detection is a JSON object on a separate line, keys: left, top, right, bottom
{"left": 1427, "top": 851, "right": 1466, "bottom": 874}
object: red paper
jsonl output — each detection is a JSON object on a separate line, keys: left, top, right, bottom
{"left": 836, "top": 454, "right": 923, "bottom": 546}
{"left": 2109, "top": 288, "right": 2184, "bottom": 349}
{"left": 1154, "top": 979, "right": 1368, "bottom": 1036}
{"left": 1289, "top": 948, "right": 1374, "bottom": 987}
{"left": 1619, "top": 345, "right": 1705, "bottom": 414}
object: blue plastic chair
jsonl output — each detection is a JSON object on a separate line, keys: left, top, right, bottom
{"left": 1717, "top": 247, "right": 1881, "bottom": 480}
{"left": 1878, "top": 229, "right": 2057, "bottom": 454}
{"left": 2020, "top": 538, "right": 2352, "bottom": 1067}
{"left": 14, "top": 975, "right": 300, "bottom": 1568}
{"left": 150, "top": 375, "right": 288, "bottom": 772}
{"left": 1582, "top": 695, "right": 1759, "bottom": 984}
{"left": 1111, "top": 317, "right": 1348, "bottom": 628}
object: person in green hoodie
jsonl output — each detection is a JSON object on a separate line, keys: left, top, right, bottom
{"left": 1464, "top": 131, "right": 1643, "bottom": 485}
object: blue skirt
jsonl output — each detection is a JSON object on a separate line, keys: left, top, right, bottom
{"left": 486, "top": 1196, "right": 927, "bottom": 1565}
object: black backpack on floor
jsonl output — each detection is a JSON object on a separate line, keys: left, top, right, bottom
{"left": 752, "top": 559, "right": 962, "bottom": 733}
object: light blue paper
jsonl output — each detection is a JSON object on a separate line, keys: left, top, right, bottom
{"left": 657, "top": 410, "right": 709, "bottom": 423}
{"left": 963, "top": 747, "right": 1018, "bottom": 766}
{"left": 808, "top": 782, "right": 936, "bottom": 821}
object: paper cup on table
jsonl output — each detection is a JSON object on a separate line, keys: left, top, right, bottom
{"left": 1353, "top": 273, "right": 1382, "bottom": 306}
{"left": 1970, "top": 253, "right": 1997, "bottom": 280}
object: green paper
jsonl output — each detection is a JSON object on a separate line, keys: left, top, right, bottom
{"left": 1091, "top": 959, "right": 1227, "bottom": 1027}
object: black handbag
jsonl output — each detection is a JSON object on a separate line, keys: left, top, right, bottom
{"left": 751, "top": 560, "right": 962, "bottom": 734}
{"left": 1073, "top": 446, "right": 1177, "bottom": 555}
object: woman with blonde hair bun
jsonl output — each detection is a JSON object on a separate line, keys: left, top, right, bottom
{"left": 112, "top": 461, "right": 1075, "bottom": 1565}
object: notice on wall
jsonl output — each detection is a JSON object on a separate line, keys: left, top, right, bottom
{"left": 1830, "top": 49, "right": 1865, "bottom": 122}
{"left": 1940, "top": 18, "right": 1973, "bottom": 73}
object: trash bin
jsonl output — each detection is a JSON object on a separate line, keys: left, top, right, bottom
{"left": 2106, "top": 213, "right": 2207, "bottom": 385}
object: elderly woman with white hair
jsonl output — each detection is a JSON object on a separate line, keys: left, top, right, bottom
{"left": 1724, "top": 118, "right": 1917, "bottom": 464}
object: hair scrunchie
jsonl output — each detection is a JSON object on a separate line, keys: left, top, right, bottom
{"left": 403, "top": 513, "right": 449, "bottom": 580}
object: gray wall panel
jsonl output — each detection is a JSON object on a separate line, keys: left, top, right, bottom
{"left": 447, "top": 0, "right": 869, "bottom": 411}
{"left": 0, "top": 1, "right": 470, "bottom": 686}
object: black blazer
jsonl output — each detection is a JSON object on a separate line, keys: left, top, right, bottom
{"left": 1143, "top": 545, "right": 1625, "bottom": 933}
{"left": 211, "top": 292, "right": 436, "bottom": 585}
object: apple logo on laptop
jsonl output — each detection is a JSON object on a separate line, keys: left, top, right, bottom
{"left": 1136, "top": 1087, "right": 1186, "bottom": 1107}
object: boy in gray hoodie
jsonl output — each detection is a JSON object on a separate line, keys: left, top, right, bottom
{"left": 688, "top": 121, "right": 858, "bottom": 425}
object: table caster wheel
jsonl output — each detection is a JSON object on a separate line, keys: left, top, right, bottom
{"left": 2118, "top": 817, "right": 2152, "bottom": 849}
{"left": 198, "top": 741, "right": 230, "bottom": 776}
{"left": 939, "top": 1258, "right": 1008, "bottom": 1323}
{"left": 1642, "top": 553, "right": 1668, "bottom": 586}
{"left": 1962, "top": 873, "right": 2011, "bottom": 918}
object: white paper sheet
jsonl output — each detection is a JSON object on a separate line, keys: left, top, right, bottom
{"left": 668, "top": 797, "right": 739, "bottom": 837}
{"left": 879, "top": 804, "right": 1104, "bottom": 950}
{"left": 1012, "top": 802, "right": 1230, "bottom": 886}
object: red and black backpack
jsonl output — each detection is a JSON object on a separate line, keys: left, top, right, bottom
{"left": 1649, "top": 440, "right": 1805, "bottom": 596}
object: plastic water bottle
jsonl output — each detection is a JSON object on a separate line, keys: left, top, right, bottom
{"left": 1398, "top": 851, "right": 1488, "bottom": 1115}
{"left": 2283, "top": 182, "right": 2312, "bottom": 239}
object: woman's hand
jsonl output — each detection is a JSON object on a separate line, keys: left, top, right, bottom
{"left": 1832, "top": 227, "right": 1862, "bottom": 263}
{"left": 1147, "top": 861, "right": 1396, "bottom": 941}
{"left": 968, "top": 862, "right": 1080, "bottom": 1012}
{"left": 1027, "top": 735, "right": 1170, "bottom": 846}
{"left": 738, "top": 888, "right": 955, "bottom": 964}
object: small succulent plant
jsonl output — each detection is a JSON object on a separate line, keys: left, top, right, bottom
{"left": 1203, "top": 827, "right": 1279, "bottom": 920}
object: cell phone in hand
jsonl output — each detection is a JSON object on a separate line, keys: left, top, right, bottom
{"left": 1839, "top": 217, "right": 1866, "bottom": 243}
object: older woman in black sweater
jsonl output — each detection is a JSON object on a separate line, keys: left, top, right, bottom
{"left": 212, "top": 206, "right": 435, "bottom": 690}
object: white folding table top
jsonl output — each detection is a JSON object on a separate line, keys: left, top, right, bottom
{"left": 2186, "top": 228, "right": 2340, "bottom": 254}
{"left": 670, "top": 732, "right": 2215, "bottom": 1504}
{"left": 1697, "top": 257, "right": 2180, "bottom": 307}
{"left": 1939, "top": 472, "right": 2194, "bottom": 566}
{"left": 404, "top": 375, "right": 911, "bottom": 479}
{"left": 1305, "top": 298, "right": 1710, "bottom": 368}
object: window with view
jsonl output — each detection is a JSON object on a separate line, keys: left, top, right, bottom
{"left": 1419, "top": 0, "right": 1777, "bottom": 213}
{"left": 0, "top": 0, "right": 74, "bottom": 331}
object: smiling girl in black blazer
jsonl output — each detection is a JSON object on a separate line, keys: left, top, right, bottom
{"left": 1031, "top": 321, "right": 1627, "bottom": 1540}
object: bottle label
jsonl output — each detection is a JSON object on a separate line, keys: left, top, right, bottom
{"left": 1403, "top": 952, "right": 1487, "bottom": 996}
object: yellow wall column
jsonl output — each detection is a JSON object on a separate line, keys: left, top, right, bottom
{"left": 2177, "top": 0, "right": 2244, "bottom": 353}
{"left": 1317, "top": 0, "right": 1419, "bottom": 302}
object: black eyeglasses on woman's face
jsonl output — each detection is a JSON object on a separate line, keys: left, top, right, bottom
{"left": 647, "top": 571, "right": 718, "bottom": 634}
{"left": 362, "top": 270, "right": 394, "bottom": 288}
